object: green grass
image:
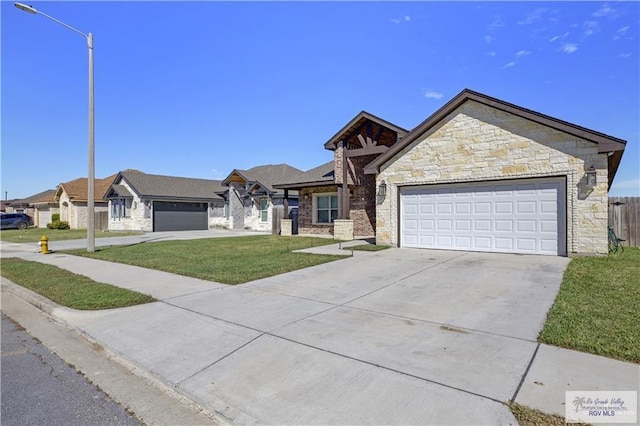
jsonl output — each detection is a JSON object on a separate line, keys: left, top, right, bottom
{"left": 66, "top": 235, "right": 346, "bottom": 285}
{"left": 1, "top": 258, "right": 155, "bottom": 310}
{"left": 508, "top": 402, "right": 587, "bottom": 426}
{"left": 0, "top": 228, "right": 144, "bottom": 243}
{"left": 539, "top": 247, "right": 640, "bottom": 363}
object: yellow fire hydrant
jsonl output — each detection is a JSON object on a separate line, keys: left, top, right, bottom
{"left": 39, "top": 235, "right": 50, "bottom": 254}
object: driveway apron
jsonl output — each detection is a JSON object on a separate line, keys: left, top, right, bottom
{"left": 12, "top": 247, "right": 569, "bottom": 424}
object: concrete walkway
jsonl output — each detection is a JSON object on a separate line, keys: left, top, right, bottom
{"left": 1, "top": 238, "right": 638, "bottom": 425}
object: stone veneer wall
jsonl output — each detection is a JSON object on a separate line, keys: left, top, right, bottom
{"left": 376, "top": 100, "right": 609, "bottom": 255}
{"left": 108, "top": 179, "right": 152, "bottom": 231}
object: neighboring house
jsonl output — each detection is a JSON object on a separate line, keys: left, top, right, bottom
{"left": 5, "top": 198, "right": 33, "bottom": 215}
{"left": 104, "top": 169, "right": 225, "bottom": 232}
{"left": 1, "top": 199, "right": 19, "bottom": 212}
{"left": 276, "top": 89, "right": 626, "bottom": 256}
{"left": 55, "top": 175, "right": 115, "bottom": 229}
{"left": 218, "top": 164, "right": 302, "bottom": 232}
{"left": 22, "top": 189, "right": 58, "bottom": 227}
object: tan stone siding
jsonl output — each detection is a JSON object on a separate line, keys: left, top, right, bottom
{"left": 376, "top": 100, "right": 608, "bottom": 255}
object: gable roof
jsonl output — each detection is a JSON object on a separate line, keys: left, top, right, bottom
{"left": 222, "top": 164, "right": 304, "bottom": 195}
{"left": 55, "top": 174, "right": 117, "bottom": 203}
{"left": 364, "top": 89, "right": 627, "bottom": 181}
{"left": 323, "top": 111, "right": 409, "bottom": 150}
{"left": 111, "top": 169, "right": 224, "bottom": 201}
{"left": 272, "top": 161, "right": 335, "bottom": 190}
{"left": 8, "top": 189, "right": 56, "bottom": 208}
{"left": 28, "top": 189, "right": 58, "bottom": 206}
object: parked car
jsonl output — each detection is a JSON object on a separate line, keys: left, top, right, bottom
{"left": 0, "top": 212, "right": 34, "bottom": 230}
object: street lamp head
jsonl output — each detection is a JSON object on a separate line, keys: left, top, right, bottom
{"left": 14, "top": 2, "right": 38, "bottom": 14}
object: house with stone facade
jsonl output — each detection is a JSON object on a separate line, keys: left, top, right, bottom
{"left": 218, "top": 164, "right": 302, "bottom": 232}
{"left": 54, "top": 175, "right": 114, "bottom": 229}
{"left": 276, "top": 89, "right": 626, "bottom": 256}
{"left": 275, "top": 112, "right": 408, "bottom": 240}
{"left": 104, "top": 169, "right": 226, "bottom": 232}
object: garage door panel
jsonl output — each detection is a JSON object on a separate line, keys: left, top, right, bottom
{"left": 540, "top": 201, "right": 557, "bottom": 213}
{"left": 474, "top": 220, "right": 491, "bottom": 231}
{"left": 455, "top": 220, "right": 471, "bottom": 231}
{"left": 475, "top": 203, "right": 491, "bottom": 214}
{"left": 401, "top": 178, "right": 566, "bottom": 256}
{"left": 495, "top": 220, "right": 513, "bottom": 232}
{"left": 455, "top": 236, "right": 472, "bottom": 249}
{"left": 153, "top": 202, "right": 208, "bottom": 232}
{"left": 420, "top": 219, "right": 434, "bottom": 230}
{"left": 419, "top": 235, "right": 434, "bottom": 246}
{"left": 517, "top": 220, "right": 536, "bottom": 232}
{"left": 474, "top": 237, "right": 492, "bottom": 249}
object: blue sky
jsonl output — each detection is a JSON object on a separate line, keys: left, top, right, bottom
{"left": 2, "top": 1, "right": 638, "bottom": 199}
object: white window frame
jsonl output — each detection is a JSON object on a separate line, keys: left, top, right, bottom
{"left": 313, "top": 192, "right": 338, "bottom": 225}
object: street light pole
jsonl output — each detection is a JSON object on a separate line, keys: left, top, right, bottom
{"left": 15, "top": 2, "right": 96, "bottom": 252}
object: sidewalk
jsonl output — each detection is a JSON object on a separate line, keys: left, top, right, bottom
{"left": 1, "top": 241, "right": 638, "bottom": 424}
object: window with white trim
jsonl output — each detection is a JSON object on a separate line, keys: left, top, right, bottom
{"left": 314, "top": 193, "right": 338, "bottom": 224}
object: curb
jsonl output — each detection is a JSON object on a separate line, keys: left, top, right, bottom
{"left": 0, "top": 277, "right": 230, "bottom": 425}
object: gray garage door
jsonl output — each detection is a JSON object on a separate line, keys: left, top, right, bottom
{"left": 153, "top": 202, "right": 208, "bottom": 232}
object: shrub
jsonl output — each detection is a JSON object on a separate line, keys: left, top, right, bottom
{"left": 51, "top": 213, "right": 60, "bottom": 222}
{"left": 47, "top": 220, "right": 70, "bottom": 230}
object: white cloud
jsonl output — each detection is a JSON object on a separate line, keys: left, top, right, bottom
{"left": 484, "top": 35, "right": 494, "bottom": 44}
{"left": 488, "top": 15, "right": 504, "bottom": 30}
{"left": 391, "top": 16, "right": 411, "bottom": 24}
{"left": 583, "top": 20, "right": 599, "bottom": 37}
{"left": 518, "top": 8, "right": 547, "bottom": 25}
{"left": 592, "top": 3, "right": 616, "bottom": 18}
{"left": 516, "top": 50, "right": 531, "bottom": 58}
{"left": 424, "top": 90, "right": 444, "bottom": 100}
{"left": 549, "top": 35, "right": 561, "bottom": 42}
{"left": 614, "top": 25, "right": 630, "bottom": 40}
{"left": 486, "top": 51, "right": 497, "bottom": 57}
{"left": 619, "top": 52, "right": 632, "bottom": 58}
{"left": 503, "top": 61, "right": 517, "bottom": 68}
{"left": 561, "top": 43, "right": 578, "bottom": 54}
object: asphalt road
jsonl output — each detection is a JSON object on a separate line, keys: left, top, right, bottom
{"left": 1, "top": 313, "right": 139, "bottom": 426}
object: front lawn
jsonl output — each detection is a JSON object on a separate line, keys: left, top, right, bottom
{"left": 1, "top": 258, "right": 155, "bottom": 310}
{"left": 0, "top": 228, "right": 143, "bottom": 243}
{"left": 539, "top": 247, "right": 640, "bottom": 363}
{"left": 66, "top": 235, "right": 346, "bottom": 284}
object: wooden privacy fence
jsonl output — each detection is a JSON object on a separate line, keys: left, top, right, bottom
{"left": 95, "top": 211, "right": 109, "bottom": 231}
{"left": 608, "top": 197, "right": 639, "bottom": 247}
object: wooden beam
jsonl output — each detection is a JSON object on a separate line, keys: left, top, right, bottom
{"left": 283, "top": 189, "right": 289, "bottom": 217}
{"left": 357, "top": 134, "right": 367, "bottom": 149}
{"left": 346, "top": 145, "right": 389, "bottom": 157}
{"left": 342, "top": 140, "right": 349, "bottom": 219}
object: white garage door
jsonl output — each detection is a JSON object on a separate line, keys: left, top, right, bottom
{"left": 401, "top": 178, "right": 566, "bottom": 256}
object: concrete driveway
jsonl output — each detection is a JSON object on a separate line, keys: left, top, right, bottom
{"left": 50, "top": 248, "right": 569, "bottom": 424}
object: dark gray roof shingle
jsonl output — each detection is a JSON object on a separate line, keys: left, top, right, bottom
{"left": 120, "top": 170, "right": 224, "bottom": 200}
{"left": 273, "top": 162, "right": 335, "bottom": 188}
